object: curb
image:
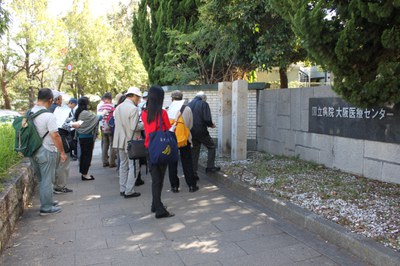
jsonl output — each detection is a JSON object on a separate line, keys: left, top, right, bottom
{"left": 202, "top": 167, "right": 400, "bottom": 266}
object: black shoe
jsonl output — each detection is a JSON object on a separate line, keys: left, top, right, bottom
{"left": 81, "top": 175, "right": 95, "bottom": 181}
{"left": 155, "top": 211, "right": 175, "bottom": 219}
{"left": 189, "top": 186, "right": 199, "bottom": 193}
{"left": 124, "top": 192, "right": 141, "bottom": 198}
{"left": 54, "top": 187, "right": 73, "bottom": 194}
{"left": 103, "top": 163, "right": 110, "bottom": 167}
{"left": 171, "top": 187, "right": 179, "bottom": 193}
{"left": 135, "top": 179, "right": 144, "bottom": 186}
{"left": 205, "top": 167, "right": 221, "bottom": 173}
{"left": 151, "top": 205, "right": 167, "bottom": 213}
{"left": 120, "top": 192, "right": 125, "bottom": 196}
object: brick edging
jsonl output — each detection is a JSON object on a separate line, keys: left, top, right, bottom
{"left": 0, "top": 159, "right": 36, "bottom": 253}
{"left": 203, "top": 167, "right": 400, "bottom": 266}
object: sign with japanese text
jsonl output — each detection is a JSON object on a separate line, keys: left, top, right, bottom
{"left": 309, "top": 97, "right": 400, "bottom": 144}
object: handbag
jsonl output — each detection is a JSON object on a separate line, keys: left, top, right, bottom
{"left": 59, "top": 128, "right": 76, "bottom": 153}
{"left": 148, "top": 113, "right": 178, "bottom": 164}
{"left": 127, "top": 116, "right": 146, "bottom": 160}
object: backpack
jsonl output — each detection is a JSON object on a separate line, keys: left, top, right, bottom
{"left": 108, "top": 115, "right": 115, "bottom": 134}
{"left": 13, "top": 109, "right": 50, "bottom": 157}
{"left": 169, "top": 105, "right": 190, "bottom": 148}
{"left": 102, "top": 111, "right": 114, "bottom": 134}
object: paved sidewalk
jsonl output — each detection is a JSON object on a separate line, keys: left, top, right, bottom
{"left": 1, "top": 141, "right": 368, "bottom": 266}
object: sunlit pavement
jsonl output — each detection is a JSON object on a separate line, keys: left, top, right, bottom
{"left": 0, "top": 140, "right": 367, "bottom": 265}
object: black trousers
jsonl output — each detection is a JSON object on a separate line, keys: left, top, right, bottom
{"left": 191, "top": 134, "right": 216, "bottom": 175}
{"left": 150, "top": 163, "right": 168, "bottom": 215}
{"left": 79, "top": 137, "right": 94, "bottom": 175}
{"left": 168, "top": 143, "right": 197, "bottom": 188}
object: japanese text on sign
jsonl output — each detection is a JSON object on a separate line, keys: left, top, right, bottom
{"left": 311, "top": 106, "right": 394, "bottom": 120}
{"left": 308, "top": 97, "right": 400, "bottom": 144}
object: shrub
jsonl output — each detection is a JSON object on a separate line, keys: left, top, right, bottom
{"left": 0, "top": 124, "right": 22, "bottom": 191}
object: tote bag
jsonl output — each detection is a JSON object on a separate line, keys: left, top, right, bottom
{"left": 148, "top": 115, "right": 178, "bottom": 164}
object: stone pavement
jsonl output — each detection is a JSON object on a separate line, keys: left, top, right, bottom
{"left": 0, "top": 141, "right": 369, "bottom": 266}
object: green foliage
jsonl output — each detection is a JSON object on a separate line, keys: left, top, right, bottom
{"left": 133, "top": 0, "right": 307, "bottom": 86}
{"left": 270, "top": 0, "right": 400, "bottom": 107}
{"left": 0, "top": 124, "right": 22, "bottom": 191}
{"left": 132, "top": 0, "right": 200, "bottom": 84}
{"left": 0, "top": 1, "right": 10, "bottom": 36}
{"left": 61, "top": 0, "right": 148, "bottom": 96}
{"left": 1, "top": 0, "right": 148, "bottom": 108}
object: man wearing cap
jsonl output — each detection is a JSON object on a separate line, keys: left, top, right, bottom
{"left": 167, "top": 90, "right": 199, "bottom": 193}
{"left": 67, "top": 98, "right": 78, "bottom": 115}
{"left": 49, "top": 90, "right": 74, "bottom": 194}
{"left": 67, "top": 98, "right": 78, "bottom": 160}
{"left": 112, "top": 87, "right": 143, "bottom": 198}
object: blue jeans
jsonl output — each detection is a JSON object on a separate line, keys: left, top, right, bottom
{"left": 30, "top": 146, "right": 58, "bottom": 211}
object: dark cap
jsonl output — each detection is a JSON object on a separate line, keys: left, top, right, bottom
{"left": 69, "top": 98, "right": 78, "bottom": 105}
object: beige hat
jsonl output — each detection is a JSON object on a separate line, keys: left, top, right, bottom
{"left": 125, "top": 87, "right": 142, "bottom": 97}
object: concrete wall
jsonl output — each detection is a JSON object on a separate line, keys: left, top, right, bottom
{"left": 163, "top": 84, "right": 259, "bottom": 150}
{"left": 257, "top": 86, "right": 400, "bottom": 184}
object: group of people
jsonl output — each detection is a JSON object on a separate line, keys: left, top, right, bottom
{"left": 29, "top": 86, "right": 220, "bottom": 219}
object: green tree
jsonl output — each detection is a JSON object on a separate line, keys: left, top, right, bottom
{"left": 1, "top": 34, "right": 24, "bottom": 109}
{"left": 270, "top": 0, "right": 400, "bottom": 107}
{"left": 132, "top": 0, "right": 200, "bottom": 85}
{"left": 195, "top": 0, "right": 307, "bottom": 87}
{"left": 1, "top": 0, "right": 57, "bottom": 108}
{"left": 61, "top": 0, "right": 114, "bottom": 97}
{"left": 106, "top": 1, "right": 148, "bottom": 91}
{"left": 142, "top": 0, "right": 306, "bottom": 87}
{"left": 0, "top": 0, "right": 10, "bottom": 36}
{"left": 61, "top": 0, "right": 148, "bottom": 98}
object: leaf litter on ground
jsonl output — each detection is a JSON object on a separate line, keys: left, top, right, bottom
{"left": 200, "top": 150, "right": 400, "bottom": 252}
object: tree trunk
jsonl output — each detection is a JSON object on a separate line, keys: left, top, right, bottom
{"left": 1, "top": 80, "right": 11, "bottom": 109}
{"left": 279, "top": 67, "right": 288, "bottom": 89}
{"left": 29, "top": 86, "right": 35, "bottom": 108}
{"left": 58, "top": 70, "right": 65, "bottom": 91}
{"left": 1, "top": 62, "right": 11, "bottom": 109}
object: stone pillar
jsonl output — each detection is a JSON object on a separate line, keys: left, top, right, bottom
{"left": 231, "top": 80, "right": 248, "bottom": 160}
{"left": 218, "top": 82, "right": 232, "bottom": 157}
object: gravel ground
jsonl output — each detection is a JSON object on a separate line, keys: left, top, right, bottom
{"left": 199, "top": 150, "right": 400, "bottom": 252}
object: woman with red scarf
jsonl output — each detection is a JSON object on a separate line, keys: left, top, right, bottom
{"left": 142, "top": 85, "right": 175, "bottom": 219}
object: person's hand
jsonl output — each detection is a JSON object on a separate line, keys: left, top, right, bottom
{"left": 102, "top": 110, "right": 109, "bottom": 116}
{"left": 71, "top": 122, "right": 81, "bottom": 129}
{"left": 211, "top": 123, "right": 216, "bottom": 128}
{"left": 60, "top": 152, "right": 67, "bottom": 162}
